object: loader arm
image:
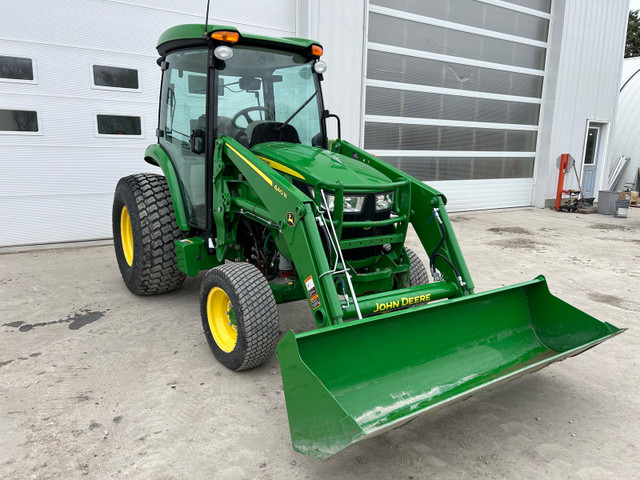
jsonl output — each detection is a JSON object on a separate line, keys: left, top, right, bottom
{"left": 215, "top": 135, "right": 346, "bottom": 326}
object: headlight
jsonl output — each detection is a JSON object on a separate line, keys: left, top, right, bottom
{"left": 375, "top": 192, "right": 394, "bottom": 211}
{"left": 343, "top": 195, "right": 365, "bottom": 213}
{"left": 323, "top": 193, "right": 333, "bottom": 210}
{"left": 323, "top": 194, "right": 365, "bottom": 213}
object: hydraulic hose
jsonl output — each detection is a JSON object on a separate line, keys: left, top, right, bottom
{"left": 428, "top": 209, "right": 445, "bottom": 275}
{"left": 428, "top": 209, "right": 463, "bottom": 281}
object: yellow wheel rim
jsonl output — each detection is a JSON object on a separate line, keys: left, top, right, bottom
{"left": 120, "top": 206, "right": 134, "bottom": 267}
{"left": 206, "top": 287, "right": 237, "bottom": 352}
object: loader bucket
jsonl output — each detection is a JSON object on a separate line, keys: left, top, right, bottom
{"left": 276, "top": 276, "right": 622, "bottom": 459}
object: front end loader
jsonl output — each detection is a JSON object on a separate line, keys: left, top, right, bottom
{"left": 112, "top": 24, "right": 623, "bottom": 459}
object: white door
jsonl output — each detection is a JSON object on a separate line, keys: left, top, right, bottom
{"left": 581, "top": 124, "right": 602, "bottom": 198}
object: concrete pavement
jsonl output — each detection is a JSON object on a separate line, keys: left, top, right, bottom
{"left": 1, "top": 207, "right": 638, "bottom": 479}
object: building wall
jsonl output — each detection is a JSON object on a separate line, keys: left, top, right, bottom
{"left": 1, "top": 0, "right": 631, "bottom": 246}
{"left": 298, "top": 0, "right": 367, "bottom": 144}
{"left": 608, "top": 57, "right": 640, "bottom": 191}
{"left": 533, "top": 0, "right": 629, "bottom": 206}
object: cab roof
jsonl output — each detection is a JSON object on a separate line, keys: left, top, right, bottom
{"left": 157, "top": 24, "right": 321, "bottom": 57}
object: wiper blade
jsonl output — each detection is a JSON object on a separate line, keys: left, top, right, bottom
{"left": 277, "top": 89, "right": 318, "bottom": 131}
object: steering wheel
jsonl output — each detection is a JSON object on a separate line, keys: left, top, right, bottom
{"left": 232, "top": 106, "right": 270, "bottom": 129}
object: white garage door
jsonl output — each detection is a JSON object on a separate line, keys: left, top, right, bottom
{"left": 363, "top": 0, "right": 551, "bottom": 210}
{"left": 0, "top": 0, "right": 296, "bottom": 246}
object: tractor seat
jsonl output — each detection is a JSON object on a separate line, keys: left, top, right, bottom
{"left": 247, "top": 121, "right": 300, "bottom": 147}
{"left": 216, "top": 116, "right": 236, "bottom": 138}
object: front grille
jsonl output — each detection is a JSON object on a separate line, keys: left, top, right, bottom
{"left": 292, "top": 180, "right": 394, "bottom": 262}
{"left": 341, "top": 194, "right": 392, "bottom": 260}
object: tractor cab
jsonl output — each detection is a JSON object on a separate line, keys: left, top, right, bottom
{"left": 154, "top": 26, "right": 327, "bottom": 228}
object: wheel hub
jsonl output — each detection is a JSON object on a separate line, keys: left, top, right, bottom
{"left": 120, "top": 206, "right": 134, "bottom": 266}
{"left": 207, "top": 287, "right": 237, "bottom": 352}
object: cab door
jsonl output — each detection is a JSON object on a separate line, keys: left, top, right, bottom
{"left": 158, "top": 49, "right": 208, "bottom": 227}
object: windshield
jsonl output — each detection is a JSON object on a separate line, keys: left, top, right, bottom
{"left": 216, "top": 46, "right": 324, "bottom": 148}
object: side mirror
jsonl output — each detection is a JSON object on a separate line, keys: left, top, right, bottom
{"left": 190, "top": 128, "right": 205, "bottom": 154}
{"left": 323, "top": 110, "right": 342, "bottom": 139}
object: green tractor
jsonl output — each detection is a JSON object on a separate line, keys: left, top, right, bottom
{"left": 112, "top": 24, "right": 622, "bottom": 458}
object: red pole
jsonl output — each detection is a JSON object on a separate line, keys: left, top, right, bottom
{"left": 555, "top": 153, "right": 569, "bottom": 210}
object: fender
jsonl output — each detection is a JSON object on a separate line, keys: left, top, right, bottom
{"left": 144, "top": 144, "right": 190, "bottom": 231}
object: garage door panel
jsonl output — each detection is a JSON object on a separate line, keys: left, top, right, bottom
{"left": 366, "top": 50, "right": 544, "bottom": 98}
{"left": 429, "top": 178, "right": 534, "bottom": 211}
{"left": 1, "top": 146, "right": 160, "bottom": 197}
{"left": 375, "top": 156, "right": 535, "bottom": 181}
{"left": 0, "top": 194, "right": 114, "bottom": 246}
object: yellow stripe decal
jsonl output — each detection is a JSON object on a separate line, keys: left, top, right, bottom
{"left": 226, "top": 143, "right": 273, "bottom": 186}
{"left": 257, "top": 156, "right": 305, "bottom": 180}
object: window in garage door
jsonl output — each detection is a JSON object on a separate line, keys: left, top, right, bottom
{"left": 96, "top": 114, "right": 142, "bottom": 136}
{"left": 0, "top": 109, "right": 40, "bottom": 133}
{"left": 0, "top": 55, "right": 36, "bottom": 83}
{"left": 92, "top": 65, "right": 140, "bottom": 90}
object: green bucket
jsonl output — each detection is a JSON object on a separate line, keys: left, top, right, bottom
{"left": 276, "top": 276, "right": 622, "bottom": 459}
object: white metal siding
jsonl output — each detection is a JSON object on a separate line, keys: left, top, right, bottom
{"left": 1, "top": 0, "right": 295, "bottom": 246}
{"left": 608, "top": 57, "right": 640, "bottom": 190}
{"left": 532, "top": 0, "right": 628, "bottom": 206}
{"left": 298, "top": 0, "right": 367, "bottom": 144}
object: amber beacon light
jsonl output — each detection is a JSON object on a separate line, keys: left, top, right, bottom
{"left": 210, "top": 30, "right": 240, "bottom": 43}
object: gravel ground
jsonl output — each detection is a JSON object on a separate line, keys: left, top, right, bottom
{"left": 1, "top": 207, "right": 638, "bottom": 480}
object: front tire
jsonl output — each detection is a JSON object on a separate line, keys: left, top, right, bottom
{"left": 112, "top": 173, "right": 186, "bottom": 295}
{"left": 406, "top": 247, "right": 430, "bottom": 286}
{"left": 200, "top": 263, "right": 280, "bottom": 371}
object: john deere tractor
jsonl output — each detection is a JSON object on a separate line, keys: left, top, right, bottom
{"left": 113, "top": 24, "right": 622, "bottom": 458}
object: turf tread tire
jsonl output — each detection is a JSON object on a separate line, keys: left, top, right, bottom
{"left": 113, "top": 173, "right": 186, "bottom": 295}
{"left": 407, "top": 247, "right": 430, "bottom": 287}
{"left": 200, "top": 262, "right": 279, "bottom": 371}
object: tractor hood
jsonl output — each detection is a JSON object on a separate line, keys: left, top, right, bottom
{"left": 250, "top": 143, "right": 392, "bottom": 188}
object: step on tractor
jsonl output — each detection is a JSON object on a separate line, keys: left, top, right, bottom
{"left": 112, "top": 24, "right": 623, "bottom": 459}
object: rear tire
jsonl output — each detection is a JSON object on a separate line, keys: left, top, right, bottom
{"left": 200, "top": 262, "right": 280, "bottom": 371}
{"left": 112, "top": 173, "right": 186, "bottom": 295}
{"left": 406, "top": 247, "right": 430, "bottom": 286}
